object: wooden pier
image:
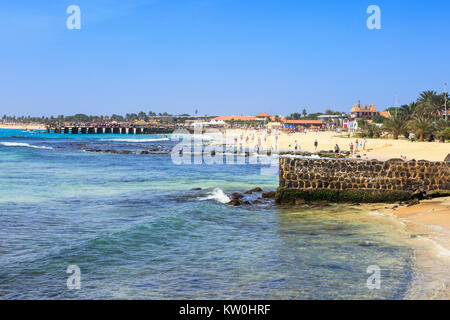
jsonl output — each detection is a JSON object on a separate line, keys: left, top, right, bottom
{"left": 48, "top": 126, "right": 177, "bottom": 135}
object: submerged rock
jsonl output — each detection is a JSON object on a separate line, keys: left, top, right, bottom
{"left": 228, "top": 199, "right": 242, "bottom": 206}
{"left": 231, "top": 192, "right": 244, "bottom": 200}
{"left": 244, "top": 187, "right": 263, "bottom": 194}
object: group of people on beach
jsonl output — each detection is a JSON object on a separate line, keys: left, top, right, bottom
{"left": 232, "top": 128, "right": 281, "bottom": 153}
{"left": 348, "top": 138, "right": 367, "bottom": 154}
{"left": 291, "top": 137, "right": 368, "bottom": 156}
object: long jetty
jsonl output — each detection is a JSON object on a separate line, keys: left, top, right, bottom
{"left": 48, "top": 126, "right": 181, "bottom": 135}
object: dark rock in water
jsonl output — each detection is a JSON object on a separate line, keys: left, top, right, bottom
{"left": 85, "top": 149, "right": 102, "bottom": 153}
{"left": 445, "top": 154, "right": 450, "bottom": 162}
{"left": 231, "top": 192, "right": 244, "bottom": 200}
{"left": 359, "top": 241, "right": 376, "bottom": 247}
{"left": 191, "top": 188, "right": 202, "bottom": 191}
{"left": 241, "top": 201, "right": 251, "bottom": 205}
{"left": 119, "top": 150, "right": 133, "bottom": 154}
{"left": 228, "top": 199, "right": 242, "bottom": 206}
{"left": 140, "top": 151, "right": 150, "bottom": 155}
{"left": 252, "top": 200, "right": 262, "bottom": 204}
{"left": 244, "top": 187, "right": 263, "bottom": 194}
{"left": 262, "top": 191, "right": 276, "bottom": 199}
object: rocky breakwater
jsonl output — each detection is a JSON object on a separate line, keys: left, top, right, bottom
{"left": 276, "top": 157, "right": 450, "bottom": 204}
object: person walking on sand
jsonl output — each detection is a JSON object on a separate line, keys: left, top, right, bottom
{"left": 349, "top": 142, "right": 354, "bottom": 154}
{"left": 294, "top": 140, "right": 298, "bottom": 152}
{"left": 355, "top": 139, "right": 359, "bottom": 152}
{"left": 314, "top": 139, "right": 318, "bottom": 151}
{"left": 362, "top": 138, "right": 367, "bottom": 151}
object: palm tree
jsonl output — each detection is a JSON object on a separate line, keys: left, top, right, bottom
{"left": 408, "top": 115, "right": 434, "bottom": 141}
{"left": 416, "top": 91, "right": 444, "bottom": 120}
{"left": 399, "top": 102, "right": 416, "bottom": 119}
{"left": 382, "top": 115, "right": 408, "bottom": 139}
{"left": 435, "top": 120, "right": 450, "bottom": 142}
{"left": 302, "top": 109, "right": 307, "bottom": 117}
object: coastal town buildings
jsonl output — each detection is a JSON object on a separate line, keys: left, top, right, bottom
{"left": 317, "top": 114, "right": 348, "bottom": 127}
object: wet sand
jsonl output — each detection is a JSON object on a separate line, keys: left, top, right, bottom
{"left": 380, "top": 197, "right": 450, "bottom": 299}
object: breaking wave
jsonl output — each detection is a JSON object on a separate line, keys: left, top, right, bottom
{"left": 197, "top": 188, "right": 231, "bottom": 204}
{"left": 0, "top": 142, "right": 53, "bottom": 150}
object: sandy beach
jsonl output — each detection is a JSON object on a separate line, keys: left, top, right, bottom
{"left": 223, "top": 129, "right": 450, "bottom": 162}
{"left": 379, "top": 197, "right": 450, "bottom": 299}
{"left": 0, "top": 124, "right": 46, "bottom": 130}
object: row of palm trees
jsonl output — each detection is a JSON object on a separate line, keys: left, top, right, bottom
{"left": 361, "top": 91, "right": 449, "bottom": 142}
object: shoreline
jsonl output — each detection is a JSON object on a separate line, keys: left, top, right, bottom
{"left": 379, "top": 197, "right": 450, "bottom": 299}
{"left": 0, "top": 124, "right": 46, "bottom": 130}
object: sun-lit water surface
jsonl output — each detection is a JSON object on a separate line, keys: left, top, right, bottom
{"left": 0, "top": 129, "right": 416, "bottom": 299}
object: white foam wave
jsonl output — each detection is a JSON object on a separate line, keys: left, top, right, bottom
{"left": 418, "top": 236, "right": 450, "bottom": 259}
{"left": 197, "top": 188, "right": 231, "bottom": 204}
{"left": 368, "top": 211, "right": 385, "bottom": 216}
{"left": 101, "top": 138, "right": 170, "bottom": 143}
{"left": 0, "top": 142, "right": 53, "bottom": 150}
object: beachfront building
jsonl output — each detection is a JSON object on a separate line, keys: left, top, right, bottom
{"left": 211, "top": 113, "right": 282, "bottom": 127}
{"left": 349, "top": 103, "right": 380, "bottom": 120}
{"left": 317, "top": 114, "right": 348, "bottom": 128}
{"left": 282, "top": 120, "right": 326, "bottom": 129}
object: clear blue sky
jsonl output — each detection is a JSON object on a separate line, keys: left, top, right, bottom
{"left": 0, "top": 0, "right": 448, "bottom": 117}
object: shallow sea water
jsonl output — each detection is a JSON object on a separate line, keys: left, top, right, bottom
{"left": 0, "top": 129, "right": 419, "bottom": 299}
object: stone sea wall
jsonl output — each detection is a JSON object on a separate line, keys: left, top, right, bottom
{"left": 277, "top": 157, "right": 450, "bottom": 203}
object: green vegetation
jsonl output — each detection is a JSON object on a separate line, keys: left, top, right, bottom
{"left": 276, "top": 188, "right": 414, "bottom": 204}
{"left": 382, "top": 114, "right": 408, "bottom": 140}
{"left": 358, "top": 90, "right": 450, "bottom": 142}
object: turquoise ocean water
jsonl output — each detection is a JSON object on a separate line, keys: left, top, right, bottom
{"left": 0, "top": 129, "right": 415, "bottom": 299}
